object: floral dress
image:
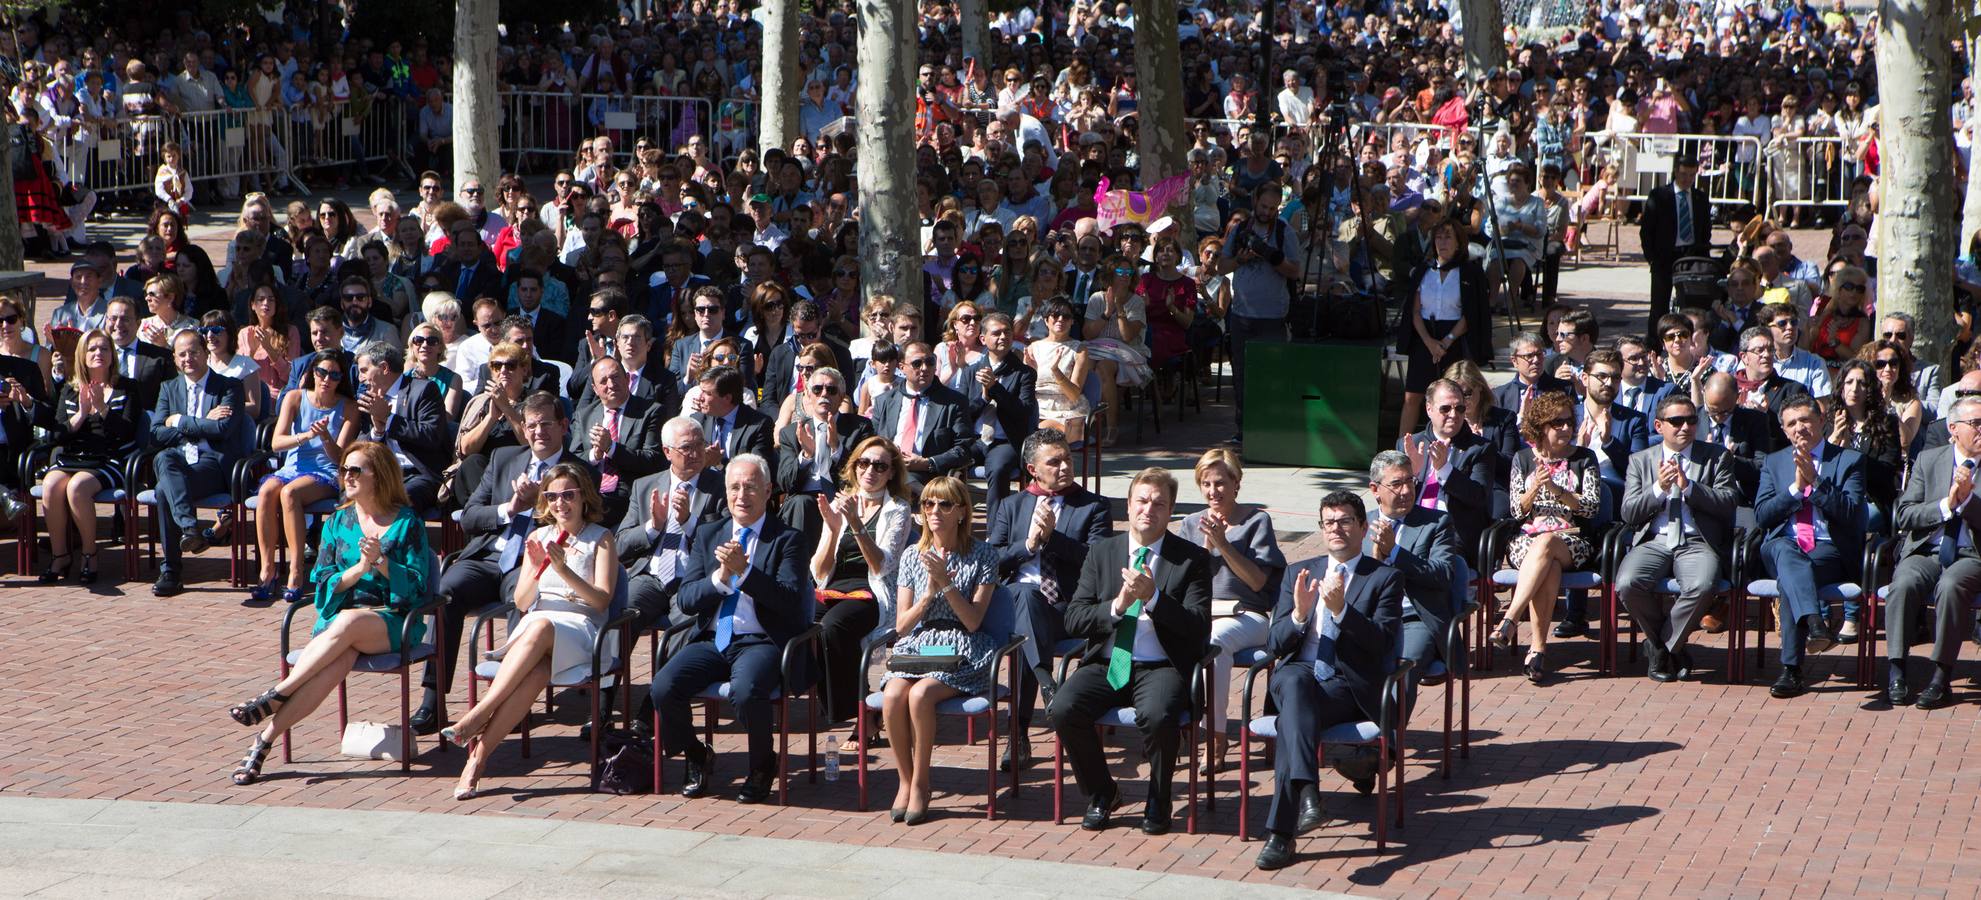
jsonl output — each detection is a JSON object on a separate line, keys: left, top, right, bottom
{"left": 883, "top": 540, "right": 1003, "bottom": 696}
{"left": 1506, "top": 447, "right": 1602, "bottom": 569}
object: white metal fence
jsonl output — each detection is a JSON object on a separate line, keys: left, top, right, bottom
{"left": 1603, "top": 132, "right": 1767, "bottom": 212}
{"left": 499, "top": 91, "right": 716, "bottom": 169}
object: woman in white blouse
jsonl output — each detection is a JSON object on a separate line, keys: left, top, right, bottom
{"left": 1399, "top": 220, "right": 1484, "bottom": 437}
{"left": 811, "top": 435, "right": 914, "bottom": 751}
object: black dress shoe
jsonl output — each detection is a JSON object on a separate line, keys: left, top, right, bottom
{"left": 1646, "top": 642, "right": 1675, "bottom": 683}
{"left": 1672, "top": 648, "right": 1696, "bottom": 682}
{"left": 1805, "top": 617, "right": 1836, "bottom": 655}
{"left": 179, "top": 532, "right": 209, "bottom": 555}
{"left": 1769, "top": 666, "right": 1806, "bottom": 699}
{"left": 1884, "top": 670, "right": 1912, "bottom": 707}
{"left": 736, "top": 768, "right": 775, "bottom": 804}
{"left": 1351, "top": 775, "right": 1374, "bottom": 795}
{"left": 1915, "top": 677, "right": 1953, "bottom": 710}
{"left": 1080, "top": 792, "right": 1120, "bottom": 831}
{"left": 1295, "top": 785, "right": 1328, "bottom": 834}
{"left": 152, "top": 575, "right": 184, "bottom": 597}
{"left": 1552, "top": 619, "right": 1588, "bottom": 639}
{"left": 1140, "top": 801, "right": 1172, "bottom": 836}
{"left": 1254, "top": 833, "right": 1296, "bottom": 871}
{"left": 681, "top": 744, "right": 715, "bottom": 799}
{"left": 998, "top": 739, "right": 1034, "bottom": 773}
{"left": 408, "top": 703, "right": 441, "bottom": 736}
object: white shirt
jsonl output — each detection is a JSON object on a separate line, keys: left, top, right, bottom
{"left": 179, "top": 372, "right": 215, "bottom": 460}
{"left": 1015, "top": 494, "right": 1065, "bottom": 585}
{"left": 1300, "top": 557, "right": 1356, "bottom": 680}
{"left": 1418, "top": 267, "right": 1462, "bottom": 321}
{"left": 646, "top": 477, "right": 697, "bottom": 578}
{"left": 376, "top": 377, "right": 415, "bottom": 472}
{"left": 710, "top": 516, "right": 768, "bottom": 637}
{"left": 799, "top": 416, "right": 837, "bottom": 484}
{"left": 1123, "top": 536, "right": 1168, "bottom": 663}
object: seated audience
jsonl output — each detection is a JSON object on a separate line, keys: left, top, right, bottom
{"left": 1757, "top": 397, "right": 1865, "bottom": 699}
{"left": 351, "top": 344, "right": 452, "bottom": 512}
{"left": 571, "top": 356, "right": 667, "bottom": 525}
{"left": 1177, "top": 448, "right": 1285, "bottom": 774}
{"left": 252, "top": 350, "right": 358, "bottom": 601}
{"left": 869, "top": 341, "right": 969, "bottom": 494}
{"left": 151, "top": 328, "right": 253, "bottom": 596}
{"left": 1614, "top": 395, "right": 1739, "bottom": 683}
{"left": 36, "top": 329, "right": 141, "bottom": 583}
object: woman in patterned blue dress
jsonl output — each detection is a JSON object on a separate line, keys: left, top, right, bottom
{"left": 879, "top": 475, "right": 1002, "bottom": 825}
{"left": 251, "top": 352, "right": 357, "bottom": 602}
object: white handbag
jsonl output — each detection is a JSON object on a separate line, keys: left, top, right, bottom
{"left": 340, "top": 721, "right": 406, "bottom": 761}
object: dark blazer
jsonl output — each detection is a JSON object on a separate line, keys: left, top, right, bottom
{"left": 1893, "top": 444, "right": 1981, "bottom": 560}
{"left": 1640, "top": 181, "right": 1713, "bottom": 266}
{"left": 572, "top": 356, "right": 680, "bottom": 415}
{"left": 0, "top": 353, "right": 51, "bottom": 450}
{"left": 986, "top": 485, "right": 1114, "bottom": 593}
{"left": 1709, "top": 300, "right": 1765, "bottom": 353}
{"left": 1270, "top": 554, "right": 1403, "bottom": 721}
{"left": 1743, "top": 374, "right": 1813, "bottom": 446}
{"left": 1397, "top": 426, "right": 1497, "bottom": 560}
{"left": 691, "top": 403, "right": 777, "bottom": 469}
{"left": 616, "top": 466, "right": 728, "bottom": 574}
{"left": 433, "top": 250, "right": 505, "bottom": 305}
{"left": 1573, "top": 401, "right": 1651, "bottom": 478}
{"left": 457, "top": 446, "right": 591, "bottom": 561}
{"left": 149, "top": 370, "right": 254, "bottom": 463}
{"left": 1620, "top": 442, "right": 1741, "bottom": 567}
{"left": 1755, "top": 441, "right": 1866, "bottom": 576}
{"left": 1387, "top": 507, "right": 1462, "bottom": 651}
{"left": 1492, "top": 374, "right": 1575, "bottom": 422}
{"left": 570, "top": 394, "right": 667, "bottom": 483}
{"left": 673, "top": 514, "right": 811, "bottom": 645}
{"left": 1695, "top": 406, "right": 1773, "bottom": 497}
{"left": 353, "top": 374, "right": 450, "bottom": 482}
{"left": 953, "top": 354, "right": 1040, "bottom": 448}
{"left": 774, "top": 411, "right": 875, "bottom": 494}
{"left": 119, "top": 340, "right": 174, "bottom": 416}
{"left": 1062, "top": 533, "right": 1214, "bottom": 668}
{"left": 515, "top": 305, "right": 574, "bottom": 365}
{"left": 1480, "top": 405, "right": 1522, "bottom": 505}
{"left": 668, "top": 331, "right": 731, "bottom": 393}
{"left": 869, "top": 382, "right": 971, "bottom": 477}
{"left": 760, "top": 335, "right": 853, "bottom": 408}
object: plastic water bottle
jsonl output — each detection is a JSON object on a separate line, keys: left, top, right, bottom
{"left": 823, "top": 736, "right": 841, "bottom": 782}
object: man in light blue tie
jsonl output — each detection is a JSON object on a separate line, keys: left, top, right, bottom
{"left": 650, "top": 453, "right": 810, "bottom": 804}
{"left": 1255, "top": 491, "right": 1402, "bottom": 871}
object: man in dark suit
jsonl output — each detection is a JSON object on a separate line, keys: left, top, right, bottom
{"left": 1756, "top": 396, "right": 1864, "bottom": 699}
{"left": 414, "top": 392, "right": 588, "bottom": 732}
{"left": 955, "top": 311, "right": 1038, "bottom": 512}
{"left": 571, "top": 357, "right": 667, "bottom": 525}
{"left": 433, "top": 219, "right": 504, "bottom": 305}
{"left": 1883, "top": 395, "right": 1981, "bottom": 709}
{"left": 508, "top": 268, "right": 573, "bottom": 365}
{"left": 668, "top": 286, "right": 734, "bottom": 394}
{"left": 1730, "top": 326, "right": 1813, "bottom": 450}
{"left": 1640, "top": 153, "right": 1712, "bottom": 343}
{"left": 869, "top": 341, "right": 970, "bottom": 494}
{"left": 774, "top": 366, "right": 873, "bottom": 546}
{"left": 759, "top": 301, "right": 852, "bottom": 410}
{"left": 105, "top": 297, "right": 172, "bottom": 414}
{"left": 620, "top": 416, "right": 728, "bottom": 638}
{"left": 650, "top": 453, "right": 811, "bottom": 804}
{"left": 350, "top": 344, "right": 449, "bottom": 511}
{"left": 149, "top": 329, "right": 253, "bottom": 596}
{"left": 1493, "top": 331, "right": 1573, "bottom": 426}
{"left": 1366, "top": 452, "right": 1462, "bottom": 693}
{"left": 1708, "top": 260, "right": 1767, "bottom": 353}
{"left": 1613, "top": 335, "right": 1676, "bottom": 421}
{"left": 1050, "top": 467, "right": 1212, "bottom": 836}
{"left": 642, "top": 243, "right": 711, "bottom": 328}
{"left": 1614, "top": 395, "right": 1741, "bottom": 682}
{"left": 1253, "top": 490, "right": 1402, "bottom": 871}
{"left": 1697, "top": 372, "right": 1773, "bottom": 499}
{"left": 987, "top": 428, "right": 1113, "bottom": 770}
{"left": 1397, "top": 379, "right": 1497, "bottom": 565}
{"left": 689, "top": 366, "right": 775, "bottom": 473}
{"left": 473, "top": 316, "right": 562, "bottom": 399}
{"left": 573, "top": 313, "right": 678, "bottom": 412}
{"left": 286, "top": 307, "right": 357, "bottom": 393}
{"left": 566, "top": 288, "right": 627, "bottom": 400}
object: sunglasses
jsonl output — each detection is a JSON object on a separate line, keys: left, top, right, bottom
{"left": 808, "top": 384, "right": 840, "bottom": 396}
{"left": 1770, "top": 320, "right": 1796, "bottom": 329}
{"left": 312, "top": 366, "right": 345, "bottom": 381}
{"left": 1873, "top": 357, "right": 1899, "bottom": 369}
{"left": 420, "top": 184, "right": 440, "bottom": 192}
{"left": 339, "top": 465, "right": 370, "bottom": 479}
{"left": 409, "top": 335, "right": 436, "bottom": 346}
{"left": 955, "top": 314, "right": 979, "bottom": 323}
{"left": 588, "top": 306, "right": 612, "bottom": 316}
{"left": 489, "top": 359, "right": 522, "bottom": 371}
{"left": 906, "top": 358, "right": 934, "bottom": 368}
{"left": 1543, "top": 417, "right": 1574, "bottom": 429}
{"left": 1662, "top": 330, "right": 1692, "bottom": 341}
{"left": 1660, "top": 415, "right": 1696, "bottom": 427}
{"left": 0, "top": 314, "right": 22, "bottom": 327}
{"left": 835, "top": 269, "right": 859, "bottom": 277}
{"left": 958, "top": 265, "right": 980, "bottom": 273}
{"left": 920, "top": 498, "right": 958, "bottom": 512}
{"left": 199, "top": 326, "right": 227, "bottom": 337}
{"left": 694, "top": 305, "right": 723, "bottom": 315}
{"left": 461, "top": 187, "right": 483, "bottom": 195}
{"left": 1839, "top": 283, "right": 1866, "bottom": 292}
{"left": 542, "top": 488, "right": 581, "bottom": 503}
{"left": 1882, "top": 331, "right": 1911, "bottom": 340}
{"left": 854, "top": 457, "right": 892, "bottom": 471}
{"left": 341, "top": 292, "right": 370, "bottom": 301}
{"left": 555, "top": 179, "right": 572, "bottom": 187}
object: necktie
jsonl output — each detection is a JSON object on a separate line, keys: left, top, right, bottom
{"left": 1676, "top": 190, "right": 1694, "bottom": 247}
{"left": 1793, "top": 486, "right": 1817, "bottom": 554}
{"left": 1942, "top": 459, "right": 1977, "bottom": 567}
{"left": 498, "top": 460, "right": 547, "bottom": 569}
{"left": 599, "top": 408, "right": 622, "bottom": 493}
{"left": 1034, "top": 497, "right": 1062, "bottom": 606}
{"left": 1662, "top": 455, "right": 1685, "bottom": 549}
{"left": 1312, "top": 562, "right": 1346, "bottom": 683}
{"left": 456, "top": 264, "right": 474, "bottom": 298}
{"left": 1106, "top": 546, "right": 1154, "bottom": 690}
{"left": 814, "top": 421, "right": 833, "bottom": 482}
{"left": 183, "top": 382, "right": 204, "bottom": 464}
{"left": 121, "top": 347, "right": 135, "bottom": 380}
{"left": 1417, "top": 438, "right": 1443, "bottom": 509}
{"left": 714, "top": 525, "right": 753, "bottom": 650}
{"left": 713, "top": 416, "right": 731, "bottom": 457}
{"left": 650, "top": 486, "right": 689, "bottom": 583}
{"left": 896, "top": 394, "right": 921, "bottom": 453}
{"left": 1708, "top": 418, "right": 1726, "bottom": 446}
{"left": 1622, "top": 386, "right": 1640, "bottom": 413}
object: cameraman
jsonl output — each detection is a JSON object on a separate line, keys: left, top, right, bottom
{"left": 1210, "top": 181, "right": 1302, "bottom": 440}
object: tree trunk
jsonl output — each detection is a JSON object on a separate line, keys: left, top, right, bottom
{"left": 451, "top": 0, "right": 500, "bottom": 193}
{"left": 1876, "top": 0, "right": 1959, "bottom": 371}
{"left": 1134, "top": 0, "right": 1187, "bottom": 187}
{"left": 1963, "top": 32, "right": 1981, "bottom": 245}
{"left": 856, "top": 0, "right": 919, "bottom": 307}
{"left": 0, "top": 124, "right": 20, "bottom": 274}
{"left": 958, "top": 0, "right": 990, "bottom": 66}
{"left": 759, "top": 0, "right": 801, "bottom": 156}
{"left": 1455, "top": 0, "right": 1507, "bottom": 84}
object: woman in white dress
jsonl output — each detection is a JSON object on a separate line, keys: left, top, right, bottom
{"left": 443, "top": 462, "right": 621, "bottom": 800}
{"left": 1483, "top": 164, "right": 1547, "bottom": 312}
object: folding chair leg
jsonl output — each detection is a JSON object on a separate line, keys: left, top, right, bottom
{"left": 985, "top": 711, "right": 998, "bottom": 821}
{"left": 777, "top": 696, "right": 790, "bottom": 806}
{"left": 1237, "top": 730, "right": 1252, "bottom": 842}
{"left": 1375, "top": 737, "right": 1389, "bottom": 852}
{"left": 1185, "top": 720, "right": 1199, "bottom": 835}
{"left": 1052, "top": 735, "right": 1065, "bottom": 824}
{"left": 856, "top": 706, "right": 870, "bottom": 811}
{"left": 399, "top": 669, "right": 413, "bottom": 772}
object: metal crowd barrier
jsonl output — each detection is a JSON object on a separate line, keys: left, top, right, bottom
{"left": 51, "top": 105, "right": 293, "bottom": 196}
{"left": 1608, "top": 132, "right": 1765, "bottom": 212}
{"left": 1762, "top": 135, "right": 1855, "bottom": 216}
{"left": 499, "top": 90, "right": 716, "bottom": 169}
{"left": 287, "top": 96, "right": 417, "bottom": 184}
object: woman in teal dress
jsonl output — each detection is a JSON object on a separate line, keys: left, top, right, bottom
{"left": 222, "top": 443, "right": 431, "bottom": 786}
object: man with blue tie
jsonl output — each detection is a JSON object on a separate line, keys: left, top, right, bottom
{"left": 1756, "top": 397, "right": 1864, "bottom": 699}
{"left": 1613, "top": 336, "right": 1673, "bottom": 422}
{"left": 1050, "top": 468, "right": 1212, "bottom": 836}
{"left": 413, "top": 392, "right": 585, "bottom": 733}
{"left": 1365, "top": 452, "right": 1462, "bottom": 695}
{"left": 150, "top": 329, "right": 252, "bottom": 596}
{"left": 435, "top": 220, "right": 502, "bottom": 304}
{"left": 105, "top": 297, "right": 170, "bottom": 415}
{"left": 650, "top": 453, "right": 810, "bottom": 804}
{"left": 1254, "top": 490, "right": 1403, "bottom": 871}
{"left": 1883, "top": 395, "right": 1981, "bottom": 709}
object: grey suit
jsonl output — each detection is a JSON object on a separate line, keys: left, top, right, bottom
{"left": 1614, "top": 442, "right": 1739, "bottom": 653}
{"left": 1885, "top": 444, "right": 1981, "bottom": 668}
{"left": 1374, "top": 507, "right": 1462, "bottom": 680}
{"left": 617, "top": 466, "right": 728, "bottom": 641}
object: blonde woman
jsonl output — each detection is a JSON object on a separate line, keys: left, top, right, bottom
{"left": 1176, "top": 449, "right": 1284, "bottom": 773}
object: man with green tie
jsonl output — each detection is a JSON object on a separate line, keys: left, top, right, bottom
{"left": 1050, "top": 468, "right": 1212, "bottom": 836}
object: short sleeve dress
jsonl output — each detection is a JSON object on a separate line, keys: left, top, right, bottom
{"left": 883, "top": 540, "right": 1003, "bottom": 696}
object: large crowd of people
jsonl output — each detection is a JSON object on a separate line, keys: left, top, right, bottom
{"left": 8, "top": 0, "right": 1981, "bottom": 876}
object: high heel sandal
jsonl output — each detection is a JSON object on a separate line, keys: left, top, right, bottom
{"left": 1525, "top": 649, "right": 1548, "bottom": 684}
{"left": 1490, "top": 618, "right": 1517, "bottom": 649}
{"left": 227, "top": 687, "right": 289, "bottom": 727}
{"left": 38, "top": 551, "right": 73, "bottom": 584}
{"left": 440, "top": 722, "right": 486, "bottom": 749}
{"left": 77, "top": 553, "right": 98, "bottom": 584}
{"left": 232, "top": 735, "right": 273, "bottom": 785}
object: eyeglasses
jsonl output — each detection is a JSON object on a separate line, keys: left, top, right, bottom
{"left": 835, "top": 269, "right": 859, "bottom": 277}
{"left": 1586, "top": 371, "right": 1619, "bottom": 382}
{"left": 808, "top": 384, "right": 840, "bottom": 396}
{"left": 461, "top": 187, "right": 483, "bottom": 195}
{"left": 587, "top": 306, "right": 613, "bottom": 317}
{"left": 542, "top": 488, "right": 581, "bottom": 503}
{"left": 1660, "top": 415, "right": 1696, "bottom": 427}
{"left": 1553, "top": 330, "right": 1578, "bottom": 340}
{"left": 1662, "top": 330, "right": 1692, "bottom": 341}
{"left": 854, "top": 457, "right": 892, "bottom": 471}
{"left": 489, "top": 359, "right": 521, "bottom": 371}
{"left": 1839, "top": 283, "right": 1866, "bottom": 292}
{"left": 1045, "top": 311, "right": 1072, "bottom": 321}
{"left": 1882, "top": 330, "right": 1912, "bottom": 340}
{"left": 1873, "top": 357, "right": 1899, "bottom": 369}
{"left": 957, "top": 265, "right": 980, "bottom": 274}
{"left": 339, "top": 465, "right": 370, "bottom": 479}
{"left": 1512, "top": 351, "right": 1543, "bottom": 361}
{"left": 1112, "top": 267, "right": 1136, "bottom": 276}
{"left": 419, "top": 184, "right": 440, "bottom": 193}
{"left": 312, "top": 367, "right": 345, "bottom": 382}
{"left": 955, "top": 314, "right": 979, "bottom": 323}
{"left": 0, "top": 314, "right": 21, "bottom": 327}
{"left": 1769, "top": 319, "right": 1796, "bottom": 329}
{"left": 1543, "top": 417, "right": 1574, "bottom": 429}
{"left": 1432, "top": 403, "right": 1463, "bottom": 414}
{"left": 1743, "top": 345, "right": 1773, "bottom": 356}
{"left": 555, "top": 179, "right": 572, "bottom": 187}
{"left": 409, "top": 335, "right": 436, "bottom": 347}
{"left": 1954, "top": 419, "right": 1981, "bottom": 430}
{"left": 920, "top": 498, "right": 958, "bottom": 512}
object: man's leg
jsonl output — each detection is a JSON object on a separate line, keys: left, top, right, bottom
{"left": 152, "top": 453, "right": 226, "bottom": 576}
{"left": 1128, "top": 663, "right": 1189, "bottom": 816}
{"left": 1008, "top": 584, "right": 1063, "bottom": 731}
{"left": 1665, "top": 540, "right": 1724, "bottom": 650}
{"left": 1049, "top": 663, "right": 1127, "bottom": 805}
{"left": 1647, "top": 260, "right": 1673, "bottom": 345}
{"left": 1884, "top": 555, "right": 1942, "bottom": 666}
{"left": 1928, "top": 557, "right": 1981, "bottom": 674}
{"left": 983, "top": 440, "right": 1021, "bottom": 512}
{"left": 1614, "top": 542, "right": 1677, "bottom": 653}
{"left": 725, "top": 637, "right": 784, "bottom": 776}
{"left": 649, "top": 641, "right": 731, "bottom": 756}
{"left": 422, "top": 556, "right": 507, "bottom": 700}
